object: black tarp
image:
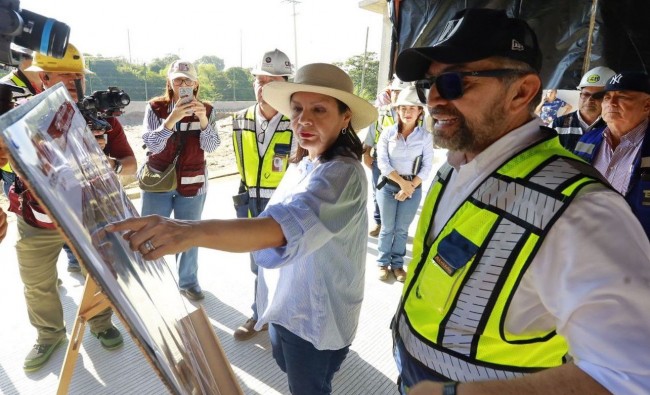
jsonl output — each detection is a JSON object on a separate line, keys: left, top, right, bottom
{"left": 390, "top": 0, "right": 650, "bottom": 88}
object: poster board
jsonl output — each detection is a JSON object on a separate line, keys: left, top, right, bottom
{"left": 0, "top": 84, "right": 242, "bottom": 395}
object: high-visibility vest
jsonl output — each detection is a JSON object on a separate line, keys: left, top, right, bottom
{"left": 396, "top": 129, "right": 606, "bottom": 381}
{"left": 232, "top": 105, "right": 293, "bottom": 199}
{"left": 373, "top": 108, "right": 397, "bottom": 145}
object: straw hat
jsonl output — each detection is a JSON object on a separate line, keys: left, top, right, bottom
{"left": 262, "top": 63, "right": 378, "bottom": 130}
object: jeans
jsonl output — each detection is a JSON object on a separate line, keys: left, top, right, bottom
{"left": 234, "top": 195, "right": 270, "bottom": 321}
{"left": 371, "top": 160, "right": 382, "bottom": 225}
{"left": 141, "top": 190, "right": 207, "bottom": 289}
{"left": 269, "top": 323, "right": 350, "bottom": 395}
{"left": 376, "top": 183, "right": 422, "bottom": 268}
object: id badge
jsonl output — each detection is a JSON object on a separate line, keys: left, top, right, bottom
{"left": 272, "top": 154, "right": 287, "bottom": 172}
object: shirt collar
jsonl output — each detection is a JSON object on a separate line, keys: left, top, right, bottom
{"left": 602, "top": 119, "right": 648, "bottom": 147}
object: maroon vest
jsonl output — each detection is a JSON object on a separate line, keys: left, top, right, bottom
{"left": 147, "top": 100, "right": 213, "bottom": 196}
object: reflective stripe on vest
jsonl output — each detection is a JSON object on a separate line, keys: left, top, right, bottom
{"left": 373, "top": 109, "right": 396, "bottom": 145}
{"left": 232, "top": 106, "right": 292, "bottom": 195}
{"left": 398, "top": 133, "right": 602, "bottom": 381}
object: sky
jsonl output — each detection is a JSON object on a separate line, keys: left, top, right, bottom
{"left": 18, "top": 0, "right": 385, "bottom": 70}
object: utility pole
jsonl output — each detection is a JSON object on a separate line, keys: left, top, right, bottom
{"left": 283, "top": 0, "right": 300, "bottom": 69}
{"left": 240, "top": 30, "right": 243, "bottom": 68}
{"left": 127, "top": 29, "right": 132, "bottom": 64}
{"left": 143, "top": 63, "right": 148, "bottom": 101}
{"left": 360, "top": 27, "right": 369, "bottom": 94}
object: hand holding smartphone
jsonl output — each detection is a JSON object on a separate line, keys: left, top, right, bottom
{"left": 179, "top": 86, "right": 194, "bottom": 104}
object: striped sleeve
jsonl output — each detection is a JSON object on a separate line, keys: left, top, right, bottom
{"left": 142, "top": 102, "right": 173, "bottom": 154}
{"left": 199, "top": 105, "right": 220, "bottom": 153}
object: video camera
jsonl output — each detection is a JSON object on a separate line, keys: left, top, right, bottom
{"left": 0, "top": 0, "right": 70, "bottom": 66}
{"left": 75, "top": 81, "right": 131, "bottom": 132}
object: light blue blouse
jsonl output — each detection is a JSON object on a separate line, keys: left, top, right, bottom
{"left": 253, "top": 155, "right": 368, "bottom": 350}
{"left": 377, "top": 123, "right": 434, "bottom": 180}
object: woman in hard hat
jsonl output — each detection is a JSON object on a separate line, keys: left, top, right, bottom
{"left": 375, "top": 86, "right": 433, "bottom": 283}
{"left": 109, "top": 63, "right": 378, "bottom": 395}
{"left": 139, "top": 60, "right": 220, "bottom": 301}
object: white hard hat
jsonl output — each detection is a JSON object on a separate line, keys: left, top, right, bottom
{"left": 390, "top": 75, "right": 409, "bottom": 91}
{"left": 394, "top": 86, "right": 424, "bottom": 107}
{"left": 578, "top": 66, "right": 616, "bottom": 89}
{"left": 251, "top": 49, "right": 293, "bottom": 77}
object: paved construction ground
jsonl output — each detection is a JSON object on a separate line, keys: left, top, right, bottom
{"left": 0, "top": 153, "right": 446, "bottom": 394}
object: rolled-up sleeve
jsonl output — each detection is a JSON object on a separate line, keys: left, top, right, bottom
{"left": 141, "top": 103, "right": 173, "bottom": 154}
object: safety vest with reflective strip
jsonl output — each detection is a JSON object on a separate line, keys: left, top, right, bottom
{"left": 232, "top": 105, "right": 293, "bottom": 199}
{"left": 396, "top": 130, "right": 605, "bottom": 381}
{"left": 373, "top": 108, "right": 397, "bottom": 145}
{"left": 1, "top": 72, "right": 35, "bottom": 173}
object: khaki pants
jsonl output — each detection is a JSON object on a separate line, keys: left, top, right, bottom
{"left": 16, "top": 218, "right": 114, "bottom": 344}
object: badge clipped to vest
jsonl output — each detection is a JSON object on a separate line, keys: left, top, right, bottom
{"left": 272, "top": 143, "right": 291, "bottom": 173}
{"left": 433, "top": 230, "right": 479, "bottom": 276}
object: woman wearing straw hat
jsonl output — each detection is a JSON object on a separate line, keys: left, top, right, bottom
{"left": 108, "top": 63, "right": 378, "bottom": 394}
{"left": 375, "top": 86, "right": 434, "bottom": 283}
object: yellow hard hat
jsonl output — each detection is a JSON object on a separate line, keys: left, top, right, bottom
{"left": 26, "top": 43, "right": 93, "bottom": 74}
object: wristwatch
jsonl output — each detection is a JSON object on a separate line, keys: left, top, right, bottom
{"left": 113, "top": 158, "right": 123, "bottom": 174}
{"left": 442, "top": 381, "right": 458, "bottom": 395}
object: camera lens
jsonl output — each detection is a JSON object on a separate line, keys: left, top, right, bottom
{"left": 13, "top": 9, "right": 70, "bottom": 58}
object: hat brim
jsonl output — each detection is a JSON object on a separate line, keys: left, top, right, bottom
{"left": 25, "top": 65, "right": 94, "bottom": 74}
{"left": 263, "top": 81, "right": 378, "bottom": 131}
{"left": 396, "top": 46, "right": 491, "bottom": 82}
{"left": 168, "top": 72, "right": 198, "bottom": 81}
{"left": 251, "top": 68, "right": 292, "bottom": 77}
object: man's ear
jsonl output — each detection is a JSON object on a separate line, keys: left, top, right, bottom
{"left": 508, "top": 74, "right": 541, "bottom": 113}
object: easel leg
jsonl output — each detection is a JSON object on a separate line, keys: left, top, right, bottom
{"left": 57, "top": 275, "right": 112, "bottom": 395}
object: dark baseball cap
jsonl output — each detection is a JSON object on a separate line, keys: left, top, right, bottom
{"left": 592, "top": 71, "right": 650, "bottom": 99}
{"left": 396, "top": 8, "right": 542, "bottom": 82}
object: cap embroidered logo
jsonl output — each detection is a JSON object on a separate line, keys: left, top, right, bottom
{"left": 436, "top": 17, "right": 463, "bottom": 44}
{"left": 511, "top": 39, "right": 524, "bottom": 51}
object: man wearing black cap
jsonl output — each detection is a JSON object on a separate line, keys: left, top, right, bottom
{"left": 574, "top": 71, "right": 650, "bottom": 238}
{"left": 391, "top": 8, "right": 650, "bottom": 395}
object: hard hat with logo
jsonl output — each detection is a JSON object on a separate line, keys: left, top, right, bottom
{"left": 389, "top": 75, "right": 409, "bottom": 91}
{"left": 577, "top": 66, "right": 615, "bottom": 89}
{"left": 26, "top": 43, "right": 93, "bottom": 74}
{"left": 251, "top": 49, "right": 293, "bottom": 77}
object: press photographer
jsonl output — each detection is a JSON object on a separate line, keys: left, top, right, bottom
{"left": 75, "top": 83, "right": 131, "bottom": 149}
{"left": 7, "top": 43, "right": 136, "bottom": 371}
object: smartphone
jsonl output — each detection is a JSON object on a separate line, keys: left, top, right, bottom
{"left": 179, "top": 87, "right": 194, "bottom": 104}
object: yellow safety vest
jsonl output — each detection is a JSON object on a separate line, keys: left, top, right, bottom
{"left": 396, "top": 131, "right": 605, "bottom": 381}
{"left": 0, "top": 73, "right": 30, "bottom": 174}
{"left": 232, "top": 105, "right": 293, "bottom": 199}
{"left": 373, "top": 108, "right": 396, "bottom": 145}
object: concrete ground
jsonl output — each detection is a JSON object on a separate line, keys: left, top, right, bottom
{"left": 0, "top": 152, "right": 445, "bottom": 395}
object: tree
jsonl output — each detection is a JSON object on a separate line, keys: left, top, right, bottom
{"left": 221, "top": 67, "right": 254, "bottom": 101}
{"left": 335, "top": 52, "right": 379, "bottom": 102}
{"left": 148, "top": 54, "right": 180, "bottom": 74}
{"left": 196, "top": 56, "right": 225, "bottom": 72}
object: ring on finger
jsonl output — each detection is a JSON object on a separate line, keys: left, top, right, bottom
{"left": 143, "top": 240, "right": 156, "bottom": 254}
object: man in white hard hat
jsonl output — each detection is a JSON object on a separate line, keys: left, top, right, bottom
{"left": 231, "top": 48, "right": 294, "bottom": 341}
{"left": 551, "top": 66, "right": 615, "bottom": 150}
{"left": 8, "top": 43, "right": 136, "bottom": 371}
{"left": 363, "top": 75, "right": 409, "bottom": 239}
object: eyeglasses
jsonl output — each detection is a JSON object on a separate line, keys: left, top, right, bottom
{"left": 579, "top": 91, "right": 603, "bottom": 101}
{"left": 414, "top": 69, "right": 528, "bottom": 103}
{"left": 172, "top": 78, "right": 195, "bottom": 86}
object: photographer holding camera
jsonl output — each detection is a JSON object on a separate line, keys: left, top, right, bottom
{"left": 7, "top": 43, "right": 136, "bottom": 371}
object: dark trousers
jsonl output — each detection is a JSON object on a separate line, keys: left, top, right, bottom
{"left": 270, "top": 324, "right": 350, "bottom": 395}
{"left": 371, "top": 160, "right": 382, "bottom": 225}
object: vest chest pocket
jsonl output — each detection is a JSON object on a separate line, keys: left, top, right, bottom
{"left": 272, "top": 143, "right": 291, "bottom": 173}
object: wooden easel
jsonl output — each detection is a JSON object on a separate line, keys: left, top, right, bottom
{"left": 57, "top": 275, "right": 112, "bottom": 395}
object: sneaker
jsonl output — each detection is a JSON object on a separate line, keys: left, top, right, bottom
{"left": 378, "top": 266, "right": 390, "bottom": 281}
{"left": 234, "top": 318, "right": 268, "bottom": 341}
{"left": 67, "top": 261, "right": 81, "bottom": 273}
{"left": 91, "top": 326, "right": 124, "bottom": 350}
{"left": 180, "top": 285, "right": 205, "bottom": 301}
{"left": 393, "top": 267, "right": 407, "bottom": 282}
{"left": 369, "top": 223, "right": 381, "bottom": 237}
{"left": 23, "top": 337, "right": 67, "bottom": 372}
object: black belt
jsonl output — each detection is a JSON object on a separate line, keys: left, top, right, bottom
{"left": 377, "top": 175, "right": 418, "bottom": 190}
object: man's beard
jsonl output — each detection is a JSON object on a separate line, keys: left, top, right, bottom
{"left": 430, "top": 102, "right": 505, "bottom": 154}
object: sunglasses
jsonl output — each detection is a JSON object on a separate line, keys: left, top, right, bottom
{"left": 414, "top": 69, "right": 528, "bottom": 103}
